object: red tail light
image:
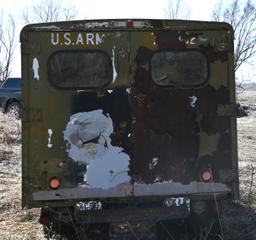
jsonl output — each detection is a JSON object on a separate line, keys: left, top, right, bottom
{"left": 201, "top": 169, "right": 212, "bottom": 182}
{"left": 49, "top": 177, "right": 61, "bottom": 189}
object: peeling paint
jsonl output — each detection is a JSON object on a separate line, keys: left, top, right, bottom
{"left": 188, "top": 37, "right": 196, "bottom": 45}
{"left": 112, "top": 21, "right": 126, "bottom": 28}
{"left": 112, "top": 46, "right": 118, "bottom": 82}
{"left": 32, "top": 25, "right": 60, "bottom": 30}
{"left": 58, "top": 161, "right": 64, "bottom": 168}
{"left": 198, "top": 36, "right": 208, "bottom": 43}
{"left": 189, "top": 96, "right": 197, "bottom": 108}
{"left": 178, "top": 32, "right": 209, "bottom": 46}
{"left": 149, "top": 157, "right": 159, "bottom": 170}
{"left": 32, "top": 58, "right": 39, "bottom": 80}
{"left": 134, "top": 181, "right": 230, "bottom": 196}
{"left": 33, "top": 182, "right": 132, "bottom": 200}
{"left": 133, "top": 21, "right": 149, "bottom": 28}
{"left": 63, "top": 110, "right": 130, "bottom": 189}
{"left": 83, "top": 22, "right": 109, "bottom": 29}
{"left": 47, "top": 129, "right": 53, "bottom": 148}
{"left": 32, "top": 181, "right": 230, "bottom": 201}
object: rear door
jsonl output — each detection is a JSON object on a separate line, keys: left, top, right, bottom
{"left": 22, "top": 28, "right": 134, "bottom": 204}
{"left": 130, "top": 27, "right": 237, "bottom": 197}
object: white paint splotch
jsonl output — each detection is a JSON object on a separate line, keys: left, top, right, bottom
{"left": 111, "top": 46, "right": 117, "bottom": 83}
{"left": 149, "top": 157, "right": 159, "bottom": 170}
{"left": 63, "top": 110, "right": 130, "bottom": 189}
{"left": 33, "top": 25, "right": 60, "bottom": 30}
{"left": 47, "top": 129, "right": 53, "bottom": 148}
{"left": 189, "top": 96, "right": 197, "bottom": 108}
{"left": 32, "top": 58, "right": 40, "bottom": 80}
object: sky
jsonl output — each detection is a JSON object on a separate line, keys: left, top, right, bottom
{"left": 2, "top": 0, "right": 218, "bottom": 20}
{"left": 1, "top": 0, "right": 255, "bottom": 81}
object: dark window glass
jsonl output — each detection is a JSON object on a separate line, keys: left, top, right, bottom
{"left": 48, "top": 51, "right": 113, "bottom": 89}
{"left": 2, "top": 78, "right": 21, "bottom": 88}
{"left": 151, "top": 51, "right": 208, "bottom": 86}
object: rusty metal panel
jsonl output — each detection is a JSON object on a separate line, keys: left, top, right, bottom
{"left": 130, "top": 27, "right": 235, "bottom": 196}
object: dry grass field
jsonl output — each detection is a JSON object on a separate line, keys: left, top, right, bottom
{"left": 0, "top": 90, "right": 255, "bottom": 240}
{"left": 222, "top": 90, "right": 256, "bottom": 240}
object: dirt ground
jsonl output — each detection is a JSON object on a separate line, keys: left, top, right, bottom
{"left": 0, "top": 91, "right": 255, "bottom": 240}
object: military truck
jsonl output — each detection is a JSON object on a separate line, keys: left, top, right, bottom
{"left": 21, "top": 19, "right": 239, "bottom": 239}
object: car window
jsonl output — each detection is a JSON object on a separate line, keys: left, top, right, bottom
{"left": 2, "top": 78, "right": 21, "bottom": 88}
{"left": 48, "top": 50, "right": 113, "bottom": 89}
{"left": 151, "top": 50, "right": 208, "bottom": 87}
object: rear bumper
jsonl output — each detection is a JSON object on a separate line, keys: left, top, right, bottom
{"left": 25, "top": 178, "right": 233, "bottom": 209}
{"left": 31, "top": 181, "right": 232, "bottom": 202}
{"left": 41, "top": 193, "right": 230, "bottom": 224}
{"left": 75, "top": 205, "right": 190, "bottom": 223}
{"left": 43, "top": 197, "right": 191, "bottom": 224}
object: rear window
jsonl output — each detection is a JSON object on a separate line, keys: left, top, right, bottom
{"left": 48, "top": 51, "right": 113, "bottom": 89}
{"left": 151, "top": 50, "right": 208, "bottom": 87}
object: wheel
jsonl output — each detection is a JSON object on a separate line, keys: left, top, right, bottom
{"left": 6, "top": 102, "right": 21, "bottom": 119}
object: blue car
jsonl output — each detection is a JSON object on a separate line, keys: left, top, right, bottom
{"left": 0, "top": 77, "right": 22, "bottom": 119}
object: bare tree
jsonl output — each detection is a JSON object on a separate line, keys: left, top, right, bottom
{"left": 165, "top": 0, "right": 191, "bottom": 19}
{"left": 0, "top": 11, "right": 16, "bottom": 82}
{"left": 22, "top": 0, "right": 78, "bottom": 24}
{"left": 212, "top": 0, "right": 256, "bottom": 72}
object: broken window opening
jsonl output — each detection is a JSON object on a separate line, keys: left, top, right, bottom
{"left": 48, "top": 50, "right": 113, "bottom": 89}
{"left": 150, "top": 50, "right": 209, "bottom": 87}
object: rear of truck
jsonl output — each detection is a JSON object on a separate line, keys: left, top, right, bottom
{"left": 21, "top": 19, "right": 238, "bottom": 239}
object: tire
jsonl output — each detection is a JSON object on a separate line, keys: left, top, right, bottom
{"left": 6, "top": 102, "right": 21, "bottom": 119}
